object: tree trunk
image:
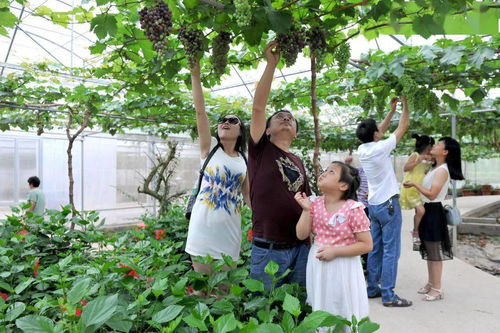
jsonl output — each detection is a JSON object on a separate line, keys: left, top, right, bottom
{"left": 310, "top": 52, "right": 322, "bottom": 181}
{"left": 67, "top": 137, "right": 76, "bottom": 215}
{"left": 66, "top": 108, "right": 91, "bottom": 229}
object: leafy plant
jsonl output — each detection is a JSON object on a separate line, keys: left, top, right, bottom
{"left": 0, "top": 204, "right": 379, "bottom": 332}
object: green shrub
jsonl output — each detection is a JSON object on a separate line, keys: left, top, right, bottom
{"left": 0, "top": 205, "right": 379, "bottom": 332}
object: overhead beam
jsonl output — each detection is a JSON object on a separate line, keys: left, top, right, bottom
{"left": 0, "top": 62, "right": 112, "bottom": 85}
{"left": 21, "top": 27, "right": 86, "bottom": 61}
{"left": 1, "top": 6, "right": 25, "bottom": 77}
{"left": 16, "top": 25, "right": 65, "bottom": 65}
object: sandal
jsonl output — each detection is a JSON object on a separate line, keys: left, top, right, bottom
{"left": 417, "top": 283, "right": 433, "bottom": 294}
{"left": 412, "top": 231, "right": 421, "bottom": 251}
{"left": 423, "top": 288, "right": 443, "bottom": 301}
{"left": 383, "top": 295, "right": 413, "bottom": 307}
{"left": 368, "top": 291, "right": 381, "bottom": 299}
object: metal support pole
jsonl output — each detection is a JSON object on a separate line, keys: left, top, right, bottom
{"left": 146, "top": 136, "right": 157, "bottom": 216}
{"left": 15, "top": 25, "right": 65, "bottom": 65}
{"left": 71, "top": 0, "right": 75, "bottom": 68}
{"left": 80, "top": 138, "right": 84, "bottom": 212}
{"left": 14, "top": 139, "right": 19, "bottom": 203}
{"left": 38, "top": 137, "right": 43, "bottom": 195}
{"left": 231, "top": 65, "right": 254, "bottom": 99}
{"left": 451, "top": 115, "right": 458, "bottom": 247}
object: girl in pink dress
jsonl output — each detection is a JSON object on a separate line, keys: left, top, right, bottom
{"left": 295, "top": 161, "right": 373, "bottom": 328}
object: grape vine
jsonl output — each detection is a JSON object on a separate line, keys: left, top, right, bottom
{"left": 361, "top": 93, "right": 374, "bottom": 112}
{"left": 139, "top": 1, "right": 173, "bottom": 53}
{"left": 411, "top": 88, "right": 428, "bottom": 111}
{"left": 399, "top": 74, "right": 418, "bottom": 97}
{"left": 394, "top": 82, "right": 403, "bottom": 96}
{"left": 178, "top": 27, "right": 205, "bottom": 68}
{"left": 399, "top": 74, "right": 421, "bottom": 110}
{"left": 307, "top": 26, "right": 327, "bottom": 54}
{"left": 276, "top": 26, "right": 306, "bottom": 67}
{"left": 211, "top": 32, "right": 232, "bottom": 78}
{"left": 376, "top": 95, "right": 386, "bottom": 114}
{"left": 397, "top": 75, "right": 441, "bottom": 112}
{"left": 426, "top": 91, "right": 440, "bottom": 112}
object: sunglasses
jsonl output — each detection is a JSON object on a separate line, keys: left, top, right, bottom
{"left": 218, "top": 117, "right": 240, "bottom": 125}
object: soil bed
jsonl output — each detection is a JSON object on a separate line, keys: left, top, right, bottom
{"left": 456, "top": 233, "right": 500, "bottom": 277}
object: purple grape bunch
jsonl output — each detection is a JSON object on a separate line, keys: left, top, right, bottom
{"left": 178, "top": 27, "right": 205, "bottom": 68}
{"left": 211, "top": 31, "right": 232, "bottom": 77}
{"left": 276, "top": 26, "right": 307, "bottom": 67}
{"left": 139, "top": 1, "right": 173, "bottom": 52}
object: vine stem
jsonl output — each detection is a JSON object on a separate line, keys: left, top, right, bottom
{"left": 306, "top": 0, "right": 370, "bottom": 22}
{"left": 280, "top": 0, "right": 301, "bottom": 10}
{"left": 310, "top": 51, "right": 321, "bottom": 181}
{"left": 66, "top": 106, "right": 91, "bottom": 229}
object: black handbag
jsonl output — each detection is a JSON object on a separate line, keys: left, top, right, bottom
{"left": 185, "top": 145, "right": 220, "bottom": 220}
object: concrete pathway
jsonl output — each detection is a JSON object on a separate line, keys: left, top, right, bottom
{"left": 369, "top": 196, "right": 500, "bottom": 332}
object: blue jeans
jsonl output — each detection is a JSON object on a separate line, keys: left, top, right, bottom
{"left": 250, "top": 241, "right": 309, "bottom": 290}
{"left": 367, "top": 195, "right": 402, "bottom": 303}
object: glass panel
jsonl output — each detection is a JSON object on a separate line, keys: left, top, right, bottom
{"left": 0, "top": 139, "right": 15, "bottom": 203}
{"left": 116, "top": 142, "right": 148, "bottom": 204}
{"left": 42, "top": 138, "right": 65, "bottom": 210}
{"left": 18, "top": 140, "right": 38, "bottom": 202}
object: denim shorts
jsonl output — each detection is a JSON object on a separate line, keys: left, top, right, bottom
{"left": 250, "top": 240, "right": 309, "bottom": 290}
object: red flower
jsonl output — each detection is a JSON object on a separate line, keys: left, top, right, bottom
{"left": 126, "top": 270, "right": 140, "bottom": 279}
{"left": 119, "top": 263, "right": 140, "bottom": 279}
{"left": 0, "top": 292, "right": 8, "bottom": 301}
{"left": 80, "top": 299, "right": 88, "bottom": 306}
{"left": 17, "top": 229, "right": 28, "bottom": 242}
{"left": 155, "top": 229, "right": 166, "bottom": 240}
{"left": 247, "top": 229, "right": 253, "bottom": 242}
{"left": 75, "top": 308, "right": 82, "bottom": 317}
{"left": 186, "top": 285, "right": 194, "bottom": 296}
{"left": 34, "top": 260, "right": 40, "bottom": 277}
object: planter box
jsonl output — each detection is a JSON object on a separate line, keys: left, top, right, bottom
{"left": 481, "top": 185, "right": 493, "bottom": 192}
{"left": 462, "top": 189, "right": 475, "bottom": 196}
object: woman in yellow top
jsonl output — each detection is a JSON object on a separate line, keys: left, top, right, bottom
{"left": 400, "top": 134, "right": 434, "bottom": 250}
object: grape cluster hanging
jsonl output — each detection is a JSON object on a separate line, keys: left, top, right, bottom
{"left": 139, "top": 1, "right": 173, "bottom": 52}
{"left": 179, "top": 27, "right": 205, "bottom": 68}
{"left": 211, "top": 32, "right": 232, "bottom": 78}
{"left": 234, "top": 0, "right": 252, "bottom": 27}
{"left": 361, "top": 93, "right": 375, "bottom": 112}
{"left": 276, "top": 26, "right": 306, "bottom": 67}
{"left": 334, "top": 43, "right": 351, "bottom": 74}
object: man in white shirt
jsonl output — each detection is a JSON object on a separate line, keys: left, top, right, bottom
{"left": 357, "top": 96, "right": 411, "bottom": 307}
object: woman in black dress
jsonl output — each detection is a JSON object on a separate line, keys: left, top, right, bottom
{"left": 403, "top": 137, "right": 464, "bottom": 301}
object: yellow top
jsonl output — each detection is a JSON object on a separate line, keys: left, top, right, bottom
{"left": 400, "top": 152, "right": 432, "bottom": 209}
{"left": 402, "top": 152, "right": 432, "bottom": 184}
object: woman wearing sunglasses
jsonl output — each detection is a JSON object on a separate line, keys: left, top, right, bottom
{"left": 185, "top": 59, "right": 250, "bottom": 284}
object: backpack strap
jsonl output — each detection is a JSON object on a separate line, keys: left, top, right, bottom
{"left": 193, "top": 144, "right": 220, "bottom": 197}
{"left": 238, "top": 150, "right": 248, "bottom": 166}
